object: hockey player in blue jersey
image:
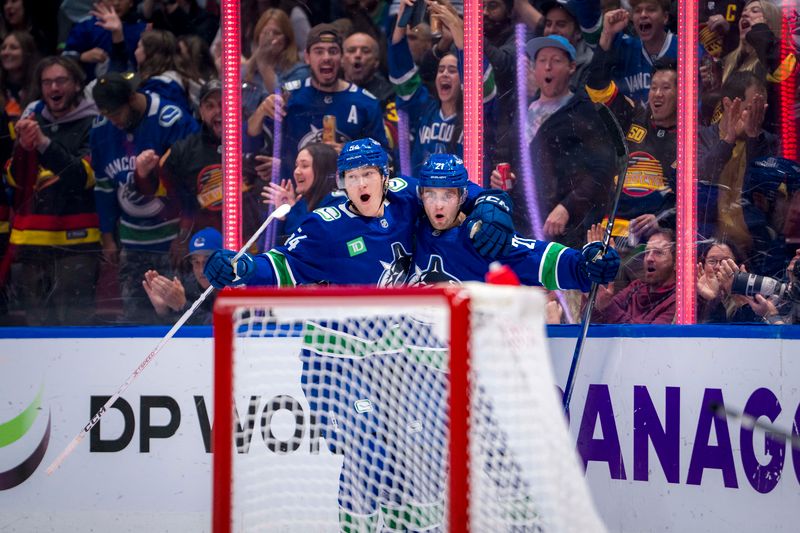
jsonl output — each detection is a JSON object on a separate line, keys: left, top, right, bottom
{"left": 409, "top": 153, "right": 621, "bottom": 290}
{"left": 203, "top": 138, "right": 516, "bottom": 530}
{"left": 203, "top": 139, "right": 515, "bottom": 288}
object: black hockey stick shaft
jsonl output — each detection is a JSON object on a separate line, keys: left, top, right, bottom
{"left": 563, "top": 105, "right": 629, "bottom": 415}
{"left": 710, "top": 401, "right": 800, "bottom": 450}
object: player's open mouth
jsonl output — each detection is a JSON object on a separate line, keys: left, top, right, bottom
{"left": 360, "top": 194, "right": 371, "bottom": 202}
{"left": 435, "top": 214, "right": 445, "bottom": 221}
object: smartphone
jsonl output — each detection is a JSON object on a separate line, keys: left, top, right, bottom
{"left": 397, "top": 0, "right": 427, "bottom": 28}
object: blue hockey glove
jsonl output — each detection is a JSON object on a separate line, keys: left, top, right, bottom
{"left": 581, "top": 241, "right": 620, "bottom": 284}
{"left": 466, "top": 189, "right": 515, "bottom": 259}
{"left": 203, "top": 249, "right": 256, "bottom": 289}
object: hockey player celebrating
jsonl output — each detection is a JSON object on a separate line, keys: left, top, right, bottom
{"left": 203, "top": 138, "right": 516, "bottom": 530}
{"left": 203, "top": 138, "right": 515, "bottom": 288}
{"left": 409, "top": 153, "right": 621, "bottom": 289}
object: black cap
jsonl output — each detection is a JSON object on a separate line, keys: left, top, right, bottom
{"left": 305, "top": 23, "right": 342, "bottom": 52}
{"left": 92, "top": 71, "right": 140, "bottom": 114}
{"left": 540, "top": 0, "right": 579, "bottom": 23}
{"left": 199, "top": 79, "right": 222, "bottom": 102}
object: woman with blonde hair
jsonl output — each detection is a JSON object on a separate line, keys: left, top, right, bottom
{"left": 721, "top": 0, "right": 788, "bottom": 84}
{"left": 715, "top": 0, "right": 795, "bottom": 130}
{"left": 244, "top": 8, "right": 309, "bottom": 94}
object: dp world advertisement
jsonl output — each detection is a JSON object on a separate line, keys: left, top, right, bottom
{"left": 1, "top": 326, "right": 799, "bottom": 532}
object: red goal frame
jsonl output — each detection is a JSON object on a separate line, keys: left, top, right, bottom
{"left": 211, "top": 286, "right": 472, "bottom": 532}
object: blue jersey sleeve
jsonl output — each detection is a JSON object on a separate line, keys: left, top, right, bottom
{"left": 388, "top": 37, "right": 433, "bottom": 125}
{"left": 502, "top": 237, "right": 591, "bottom": 291}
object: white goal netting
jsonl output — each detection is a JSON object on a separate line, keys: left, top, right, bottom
{"left": 213, "top": 284, "right": 606, "bottom": 533}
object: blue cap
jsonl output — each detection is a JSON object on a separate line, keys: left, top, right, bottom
{"left": 525, "top": 35, "right": 576, "bottom": 61}
{"left": 189, "top": 227, "right": 223, "bottom": 255}
{"left": 419, "top": 153, "right": 469, "bottom": 189}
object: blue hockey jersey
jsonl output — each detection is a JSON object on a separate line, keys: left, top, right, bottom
{"left": 63, "top": 16, "right": 147, "bottom": 80}
{"left": 248, "top": 177, "right": 486, "bottom": 287}
{"left": 408, "top": 218, "right": 592, "bottom": 291}
{"left": 388, "top": 36, "right": 496, "bottom": 176}
{"left": 92, "top": 93, "right": 199, "bottom": 251}
{"left": 603, "top": 31, "right": 678, "bottom": 107}
{"left": 266, "top": 78, "right": 390, "bottom": 181}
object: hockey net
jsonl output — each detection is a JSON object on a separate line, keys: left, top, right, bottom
{"left": 212, "top": 284, "right": 606, "bottom": 532}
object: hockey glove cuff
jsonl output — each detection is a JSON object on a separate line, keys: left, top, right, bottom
{"left": 581, "top": 241, "right": 620, "bottom": 285}
{"left": 466, "top": 189, "right": 515, "bottom": 259}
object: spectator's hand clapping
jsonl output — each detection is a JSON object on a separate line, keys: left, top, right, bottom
{"left": 142, "top": 269, "right": 187, "bottom": 316}
{"left": 586, "top": 222, "right": 616, "bottom": 249}
{"left": 16, "top": 118, "right": 46, "bottom": 152}
{"left": 719, "top": 96, "right": 743, "bottom": 143}
{"left": 696, "top": 261, "right": 721, "bottom": 301}
{"left": 261, "top": 179, "right": 298, "bottom": 212}
{"left": 742, "top": 91, "right": 767, "bottom": 138}
{"left": 716, "top": 258, "right": 741, "bottom": 294}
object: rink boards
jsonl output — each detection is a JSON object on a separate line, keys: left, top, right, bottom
{"left": 0, "top": 325, "right": 799, "bottom": 532}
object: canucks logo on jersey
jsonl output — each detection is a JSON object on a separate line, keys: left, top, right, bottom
{"left": 407, "top": 255, "right": 460, "bottom": 287}
{"left": 377, "top": 242, "right": 412, "bottom": 287}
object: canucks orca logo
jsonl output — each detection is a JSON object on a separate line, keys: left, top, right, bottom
{"left": 297, "top": 125, "right": 351, "bottom": 151}
{"left": 407, "top": 255, "right": 460, "bottom": 287}
{"left": 377, "top": 242, "right": 412, "bottom": 287}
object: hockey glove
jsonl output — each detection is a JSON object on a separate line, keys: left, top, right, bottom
{"left": 203, "top": 250, "right": 256, "bottom": 289}
{"left": 466, "top": 189, "right": 515, "bottom": 259}
{"left": 580, "top": 241, "right": 620, "bottom": 285}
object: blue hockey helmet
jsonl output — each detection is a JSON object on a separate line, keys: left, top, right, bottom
{"left": 337, "top": 138, "right": 390, "bottom": 188}
{"left": 744, "top": 156, "right": 800, "bottom": 199}
{"left": 418, "top": 153, "right": 469, "bottom": 190}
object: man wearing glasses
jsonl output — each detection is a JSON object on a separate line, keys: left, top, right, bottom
{"left": 3, "top": 56, "right": 101, "bottom": 325}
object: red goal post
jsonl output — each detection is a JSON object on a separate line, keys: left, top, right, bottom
{"left": 212, "top": 284, "right": 606, "bottom": 532}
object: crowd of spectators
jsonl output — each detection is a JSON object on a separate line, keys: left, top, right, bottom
{"left": 0, "top": 0, "right": 798, "bottom": 326}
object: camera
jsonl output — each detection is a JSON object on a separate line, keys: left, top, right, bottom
{"left": 731, "top": 272, "right": 787, "bottom": 299}
{"left": 730, "top": 260, "right": 800, "bottom": 302}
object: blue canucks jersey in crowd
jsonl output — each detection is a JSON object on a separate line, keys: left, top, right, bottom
{"left": 92, "top": 93, "right": 199, "bottom": 251}
{"left": 605, "top": 31, "right": 677, "bottom": 107}
{"left": 388, "top": 37, "right": 497, "bottom": 176}
{"left": 409, "top": 218, "right": 592, "bottom": 292}
{"left": 266, "top": 78, "right": 390, "bottom": 182}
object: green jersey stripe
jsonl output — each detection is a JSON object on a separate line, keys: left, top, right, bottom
{"left": 540, "top": 241, "right": 568, "bottom": 290}
{"left": 265, "top": 250, "right": 296, "bottom": 287}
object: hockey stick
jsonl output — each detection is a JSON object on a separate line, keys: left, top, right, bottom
{"left": 710, "top": 401, "right": 800, "bottom": 451}
{"left": 562, "top": 105, "right": 629, "bottom": 416}
{"left": 46, "top": 203, "right": 292, "bottom": 475}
